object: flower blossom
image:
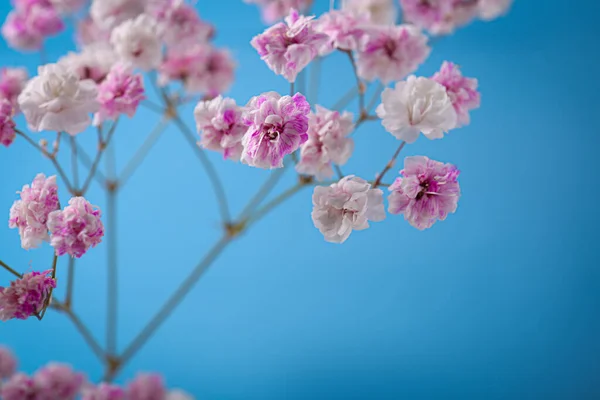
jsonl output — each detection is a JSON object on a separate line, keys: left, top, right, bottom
{"left": 0, "top": 100, "right": 16, "bottom": 148}
{"left": 152, "top": 0, "right": 214, "bottom": 46}
{"left": 110, "top": 14, "right": 162, "bottom": 71}
{"left": 0, "top": 373, "right": 38, "bottom": 400}
{"left": 126, "top": 374, "right": 166, "bottom": 400}
{"left": 0, "top": 270, "right": 56, "bottom": 321}
{"left": 376, "top": 75, "right": 456, "bottom": 143}
{"left": 9, "top": 174, "right": 59, "bottom": 250}
{"left": 0, "top": 67, "right": 29, "bottom": 111}
{"left": 94, "top": 63, "right": 145, "bottom": 126}
{"left": 341, "top": 0, "right": 397, "bottom": 25}
{"left": 356, "top": 24, "right": 430, "bottom": 83}
{"left": 241, "top": 91, "right": 310, "bottom": 169}
{"left": 251, "top": 9, "right": 328, "bottom": 83}
{"left": 194, "top": 96, "right": 246, "bottom": 160}
{"left": 296, "top": 106, "right": 354, "bottom": 180}
{"left": 18, "top": 63, "right": 99, "bottom": 135}
{"left": 33, "top": 363, "right": 85, "bottom": 400}
{"left": 90, "top": 0, "right": 146, "bottom": 29}
{"left": 1, "top": 11, "right": 43, "bottom": 51}
{"left": 0, "top": 346, "right": 17, "bottom": 379}
{"left": 478, "top": 0, "right": 513, "bottom": 20}
{"left": 311, "top": 175, "right": 385, "bottom": 243}
{"left": 388, "top": 156, "right": 460, "bottom": 229}
{"left": 399, "top": 0, "right": 479, "bottom": 35}
{"left": 58, "top": 43, "right": 118, "bottom": 84}
{"left": 49, "top": 0, "right": 86, "bottom": 14}
{"left": 81, "top": 383, "right": 126, "bottom": 400}
{"left": 76, "top": 16, "right": 111, "bottom": 46}
{"left": 432, "top": 61, "right": 480, "bottom": 127}
{"left": 48, "top": 197, "right": 104, "bottom": 258}
{"left": 244, "top": 0, "right": 313, "bottom": 24}
{"left": 315, "top": 10, "right": 368, "bottom": 55}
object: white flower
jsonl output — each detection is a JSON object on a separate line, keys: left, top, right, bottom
{"left": 311, "top": 175, "right": 386, "bottom": 244}
{"left": 167, "top": 390, "right": 195, "bottom": 400}
{"left": 478, "top": 0, "right": 513, "bottom": 20}
{"left": 110, "top": 14, "right": 162, "bottom": 71}
{"left": 376, "top": 76, "right": 457, "bottom": 143}
{"left": 58, "top": 43, "right": 118, "bottom": 83}
{"left": 17, "top": 63, "right": 99, "bottom": 135}
{"left": 341, "top": 0, "right": 397, "bottom": 25}
{"left": 90, "top": 0, "right": 146, "bottom": 29}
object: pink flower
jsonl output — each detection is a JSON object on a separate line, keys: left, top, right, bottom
{"left": 153, "top": 0, "right": 214, "bottom": 46}
{"left": 399, "top": 0, "right": 478, "bottom": 35}
{"left": 126, "top": 374, "right": 166, "bottom": 400}
{"left": 94, "top": 64, "right": 145, "bottom": 126}
{"left": 251, "top": 9, "right": 328, "bottom": 83}
{"left": 194, "top": 96, "right": 246, "bottom": 160}
{"left": 33, "top": 363, "right": 85, "bottom": 400}
{"left": 90, "top": 0, "right": 146, "bottom": 30}
{"left": 432, "top": 61, "right": 480, "bottom": 127}
{"left": 76, "top": 16, "right": 111, "bottom": 46}
{"left": 356, "top": 25, "right": 430, "bottom": 83}
{"left": 58, "top": 43, "right": 118, "bottom": 84}
{"left": 341, "top": 0, "right": 397, "bottom": 25}
{"left": 0, "top": 270, "right": 56, "bottom": 321}
{"left": 1, "top": 11, "right": 43, "bottom": 51}
{"left": 388, "top": 156, "right": 460, "bottom": 230}
{"left": 81, "top": 383, "right": 126, "bottom": 400}
{"left": 49, "top": 0, "right": 86, "bottom": 14}
{"left": 0, "top": 373, "right": 38, "bottom": 400}
{"left": 110, "top": 14, "right": 162, "bottom": 71}
{"left": 296, "top": 105, "right": 354, "bottom": 180}
{"left": 25, "top": 3, "right": 64, "bottom": 36}
{"left": 0, "top": 67, "right": 29, "bottom": 111}
{"left": 311, "top": 175, "right": 385, "bottom": 243}
{"left": 0, "top": 100, "right": 16, "bottom": 148}
{"left": 9, "top": 174, "right": 60, "bottom": 250}
{"left": 241, "top": 91, "right": 310, "bottom": 169}
{"left": 0, "top": 346, "right": 17, "bottom": 379}
{"left": 244, "top": 0, "right": 313, "bottom": 24}
{"left": 315, "top": 10, "right": 368, "bottom": 55}
{"left": 47, "top": 197, "right": 104, "bottom": 258}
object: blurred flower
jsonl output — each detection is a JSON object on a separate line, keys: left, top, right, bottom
{"left": 341, "top": 0, "right": 397, "bottom": 25}
{"left": 90, "top": 0, "right": 146, "bottom": 30}
{"left": 0, "top": 67, "right": 29, "bottom": 111}
{"left": 33, "top": 363, "right": 85, "bottom": 400}
{"left": 49, "top": 0, "right": 86, "bottom": 14}
{"left": 110, "top": 14, "right": 162, "bottom": 71}
{"left": 244, "top": 0, "right": 313, "bottom": 24}
{"left": 167, "top": 390, "right": 194, "bottom": 400}
{"left": 0, "top": 346, "right": 17, "bottom": 379}
{"left": 0, "top": 373, "right": 38, "bottom": 400}
{"left": 58, "top": 43, "right": 118, "bottom": 84}
{"left": 126, "top": 373, "right": 166, "bottom": 400}
{"left": 1, "top": 11, "right": 43, "bottom": 50}
{"left": 0, "top": 100, "right": 17, "bottom": 148}
{"left": 75, "top": 16, "right": 111, "bottom": 46}
{"left": 478, "top": 0, "right": 512, "bottom": 20}
{"left": 399, "top": 0, "right": 479, "bottom": 35}
{"left": 432, "top": 61, "right": 480, "bottom": 127}
{"left": 153, "top": 0, "right": 214, "bottom": 46}
{"left": 315, "top": 10, "right": 368, "bottom": 55}
{"left": 0, "top": 270, "right": 56, "bottom": 321}
{"left": 81, "top": 383, "right": 126, "bottom": 400}
{"left": 94, "top": 63, "right": 145, "bottom": 126}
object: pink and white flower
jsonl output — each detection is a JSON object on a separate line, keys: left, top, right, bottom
{"left": 341, "top": 0, "right": 397, "bottom": 25}
{"left": 478, "top": 0, "right": 513, "bottom": 20}
{"left": 49, "top": 0, "right": 86, "bottom": 14}
{"left": 153, "top": 0, "right": 214, "bottom": 46}
{"left": 0, "top": 373, "right": 38, "bottom": 400}
{"left": 0, "top": 270, "right": 56, "bottom": 321}
{"left": 0, "top": 346, "right": 17, "bottom": 379}
{"left": 33, "top": 363, "right": 85, "bottom": 400}
{"left": 110, "top": 14, "right": 162, "bottom": 71}
{"left": 0, "top": 67, "right": 29, "bottom": 111}
{"left": 76, "top": 16, "right": 111, "bottom": 46}
{"left": 0, "top": 100, "right": 16, "bottom": 148}
{"left": 81, "top": 383, "right": 126, "bottom": 400}
{"left": 388, "top": 156, "right": 460, "bottom": 229}
{"left": 432, "top": 61, "right": 480, "bottom": 127}
{"left": 315, "top": 10, "right": 368, "bottom": 55}
{"left": 58, "top": 43, "right": 118, "bottom": 84}
{"left": 90, "top": 0, "right": 146, "bottom": 29}
{"left": 244, "top": 0, "right": 313, "bottom": 24}
{"left": 399, "top": 0, "right": 479, "bottom": 35}
{"left": 126, "top": 374, "right": 166, "bottom": 400}
{"left": 94, "top": 63, "right": 145, "bottom": 126}
{"left": 311, "top": 175, "right": 385, "bottom": 243}
{"left": 241, "top": 91, "right": 310, "bottom": 169}
{"left": 1, "top": 11, "right": 43, "bottom": 51}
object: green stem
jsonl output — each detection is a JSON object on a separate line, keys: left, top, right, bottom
{"left": 0, "top": 259, "right": 22, "bottom": 279}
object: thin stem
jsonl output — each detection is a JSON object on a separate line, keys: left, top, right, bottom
{"left": 238, "top": 166, "right": 287, "bottom": 220}
{"left": 106, "top": 186, "right": 118, "bottom": 355}
{"left": 141, "top": 101, "right": 164, "bottom": 114}
{"left": 70, "top": 135, "right": 80, "bottom": 190}
{"left": 309, "top": 57, "right": 322, "bottom": 105}
{"left": 290, "top": 81, "right": 295, "bottom": 95}
{"left": 81, "top": 120, "right": 119, "bottom": 194}
{"left": 334, "top": 164, "right": 344, "bottom": 180}
{"left": 39, "top": 254, "right": 59, "bottom": 319}
{"left": 64, "top": 134, "right": 107, "bottom": 185}
{"left": 332, "top": 86, "right": 358, "bottom": 111}
{"left": 246, "top": 182, "right": 308, "bottom": 227}
{"left": 0, "top": 259, "right": 22, "bottom": 279}
{"left": 366, "top": 82, "right": 385, "bottom": 113}
{"left": 373, "top": 142, "right": 406, "bottom": 188}
{"left": 65, "top": 257, "right": 75, "bottom": 308}
{"left": 343, "top": 50, "right": 365, "bottom": 114}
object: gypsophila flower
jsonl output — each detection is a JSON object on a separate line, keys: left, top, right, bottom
{"left": 47, "top": 197, "right": 104, "bottom": 258}
{"left": 1, "top": 11, "right": 43, "bottom": 51}
{"left": 153, "top": 0, "right": 214, "bottom": 46}
{"left": 388, "top": 156, "right": 460, "bottom": 229}
{"left": 58, "top": 43, "right": 118, "bottom": 84}
{"left": 18, "top": 63, "right": 99, "bottom": 135}
{"left": 311, "top": 175, "right": 385, "bottom": 243}
{"left": 356, "top": 24, "right": 430, "bottom": 84}
{"left": 0, "top": 270, "right": 56, "bottom": 321}
{"left": 241, "top": 91, "right": 310, "bottom": 169}
{"left": 341, "top": 0, "right": 397, "bottom": 25}
{"left": 244, "top": 0, "right": 313, "bottom": 24}
{"left": 90, "top": 0, "right": 146, "bottom": 29}
{"left": 296, "top": 105, "right": 354, "bottom": 180}
{"left": 251, "top": 9, "right": 328, "bottom": 83}
{"left": 376, "top": 75, "right": 457, "bottom": 143}
{"left": 76, "top": 16, "right": 111, "bottom": 46}
{"left": 110, "top": 14, "right": 162, "bottom": 71}
{"left": 0, "top": 346, "right": 17, "bottom": 379}
{"left": 478, "top": 0, "right": 513, "bottom": 20}
{"left": 0, "top": 67, "right": 29, "bottom": 111}
{"left": 9, "top": 174, "right": 59, "bottom": 250}
{"left": 127, "top": 374, "right": 166, "bottom": 400}
{"left": 94, "top": 63, "right": 145, "bottom": 126}
{"left": 194, "top": 95, "right": 246, "bottom": 160}
{"left": 33, "top": 363, "right": 85, "bottom": 400}
{"left": 315, "top": 10, "right": 368, "bottom": 55}
{"left": 81, "top": 383, "right": 126, "bottom": 400}
{"left": 432, "top": 61, "right": 480, "bottom": 127}
{"left": 0, "top": 100, "right": 16, "bottom": 148}
{"left": 0, "top": 373, "right": 38, "bottom": 400}
{"left": 399, "top": 0, "right": 479, "bottom": 35}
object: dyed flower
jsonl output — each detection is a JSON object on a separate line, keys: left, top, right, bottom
{"left": 1, "top": 11, "right": 43, "bottom": 51}
{"left": 49, "top": 0, "right": 86, "bottom": 14}
{"left": 0, "top": 346, "right": 17, "bottom": 379}
{"left": 296, "top": 105, "right": 354, "bottom": 180}
{"left": 47, "top": 197, "right": 104, "bottom": 258}
{"left": 356, "top": 24, "right": 430, "bottom": 83}
{"left": 76, "top": 16, "right": 111, "bottom": 46}
{"left": 0, "top": 67, "right": 29, "bottom": 111}
{"left": 33, "top": 363, "right": 85, "bottom": 400}
{"left": 376, "top": 76, "right": 456, "bottom": 143}
{"left": 0, "top": 270, "right": 56, "bottom": 321}
{"left": 388, "top": 156, "right": 460, "bottom": 229}
{"left": 18, "top": 63, "right": 99, "bottom": 135}
{"left": 126, "top": 374, "right": 166, "bottom": 400}
{"left": 311, "top": 175, "right": 385, "bottom": 243}
{"left": 244, "top": 0, "right": 313, "bottom": 24}
{"left": 432, "top": 61, "right": 480, "bottom": 127}
{"left": 153, "top": 0, "right": 214, "bottom": 46}
{"left": 58, "top": 43, "right": 118, "bottom": 84}
{"left": 241, "top": 91, "right": 310, "bottom": 169}
{"left": 0, "top": 100, "right": 16, "bottom": 148}
{"left": 110, "top": 14, "right": 162, "bottom": 71}
{"left": 9, "top": 174, "right": 60, "bottom": 250}
{"left": 399, "top": 0, "right": 478, "bottom": 35}
{"left": 478, "top": 0, "right": 513, "bottom": 20}
{"left": 94, "top": 63, "right": 145, "bottom": 126}
{"left": 251, "top": 9, "right": 328, "bottom": 82}
{"left": 167, "top": 390, "right": 194, "bottom": 400}
{"left": 341, "top": 0, "right": 397, "bottom": 25}
{"left": 90, "top": 0, "right": 146, "bottom": 29}
{"left": 0, "top": 373, "right": 38, "bottom": 400}
{"left": 194, "top": 96, "right": 246, "bottom": 160}
{"left": 315, "top": 10, "right": 368, "bottom": 55}
{"left": 81, "top": 383, "right": 126, "bottom": 400}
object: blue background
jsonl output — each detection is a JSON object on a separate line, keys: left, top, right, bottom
{"left": 1, "top": 1, "right": 600, "bottom": 398}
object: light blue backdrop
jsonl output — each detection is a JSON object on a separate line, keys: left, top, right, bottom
{"left": 1, "top": 1, "right": 599, "bottom": 399}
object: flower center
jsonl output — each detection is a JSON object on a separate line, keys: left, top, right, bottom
{"left": 384, "top": 39, "right": 397, "bottom": 58}
{"left": 416, "top": 181, "right": 430, "bottom": 201}
{"left": 263, "top": 123, "right": 281, "bottom": 141}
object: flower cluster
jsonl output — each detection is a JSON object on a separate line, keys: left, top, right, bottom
{"left": 0, "top": 99, "right": 16, "bottom": 148}
{"left": 94, "top": 63, "right": 145, "bottom": 126}
{"left": 1, "top": 0, "right": 66, "bottom": 51}
{"left": 0, "top": 270, "right": 56, "bottom": 321}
